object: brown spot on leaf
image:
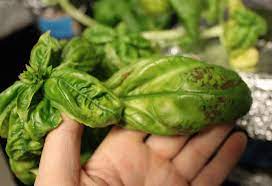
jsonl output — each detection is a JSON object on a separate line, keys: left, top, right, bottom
{"left": 221, "top": 80, "right": 235, "bottom": 89}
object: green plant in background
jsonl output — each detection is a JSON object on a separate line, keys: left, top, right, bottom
{"left": 222, "top": 0, "right": 267, "bottom": 69}
{"left": 169, "top": 0, "right": 204, "bottom": 50}
{"left": 58, "top": 37, "right": 101, "bottom": 72}
{"left": 82, "top": 24, "right": 155, "bottom": 79}
{"left": 203, "top": 0, "right": 226, "bottom": 24}
{"left": 93, "top": 0, "right": 172, "bottom": 32}
{"left": 42, "top": 0, "right": 268, "bottom": 69}
{"left": 140, "top": 0, "right": 171, "bottom": 16}
{"left": 0, "top": 32, "right": 252, "bottom": 184}
{"left": 56, "top": 24, "right": 155, "bottom": 79}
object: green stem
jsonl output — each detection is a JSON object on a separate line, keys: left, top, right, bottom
{"left": 142, "top": 25, "right": 222, "bottom": 43}
{"left": 142, "top": 27, "right": 185, "bottom": 41}
{"left": 58, "top": 0, "right": 97, "bottom": 27}
{"left": 201, "top": 25, "right": 223, "bottom": 39}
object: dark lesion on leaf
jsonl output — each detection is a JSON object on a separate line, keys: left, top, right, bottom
{"left": 221, "top": 79, "right": 239, "bottom": 89}
{"left": 190, "top": 67, "right": 207, "bottom": 80}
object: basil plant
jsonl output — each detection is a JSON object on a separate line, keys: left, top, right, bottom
{"left": 0, "top": 32, "right": 251, "bottom": 185}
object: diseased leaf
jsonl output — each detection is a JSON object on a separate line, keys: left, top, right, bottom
{"left": 107, "top": 56, "right": 252, "bottom": 135}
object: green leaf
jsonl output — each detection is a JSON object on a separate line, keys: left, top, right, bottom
{"left": 16, "top": 81, "right": 43, "bottom": 122}
{"left": 28, "top": 32, "right": 61, "bottom": 78}
{"left": 0, "top": 81, "right": 24, "bottom": 138}
{"left": 24, "top": 98, "right": 62, "bottom": 140}
{"left": 44, "top": 67, "right": 123, "bottom": 127}
{"left": 140, "top": 0, "right": 171, "bottom": 16}
{"left": 222, "top": 6, "right": 267, "bottom": 57}
{"left": 59, "top": 37, "right": 101, "bottom": 72}
{"left": 93, "top": 0, "right": 130, "bottom": 27}
{"left": 93, "top": 0, "right": 171, "bottom": 32}
{"left": 83, "top": 26, "right": 154, "bottom": 79}
{"left": 9, "top": 158, "right": 38, "bottom": 185}
{"left": 170, "top": 0, "right": 203, "bottom": 46}
{"left": 203, "top": 0, "right": 226, "bottom": 24}
{"left": 83, "top": 25, "right": 116, "bottom": 44}
{"left": 107, "top": 56, "right": 252, "bottom": 135}
{"left": 6, "top": 110, "right": 43, "bottom": 161}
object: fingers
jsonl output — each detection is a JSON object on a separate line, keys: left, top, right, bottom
{"left": 84, "top": 126, "right": 149, "bottom": 185}
{"left": 172, "top": 124, "right": 233, "bottom": 182}
{"left": 146, "top": 135, "right": 189, "bottom": 159}
{"left": 35, "top": 114, "right": 83, "bottom": 186}
{"left": 191, "top": 132, "right": 247, "bottom": 186}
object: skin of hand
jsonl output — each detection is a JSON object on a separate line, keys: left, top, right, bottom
{"left": 35, "top": 115, "right": 247, "bottom": 186}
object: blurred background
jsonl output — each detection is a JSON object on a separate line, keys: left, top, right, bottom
{"left": 0, "top": 0, "right": 272, "bottom": 185}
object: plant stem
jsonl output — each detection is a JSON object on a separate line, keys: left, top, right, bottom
{"left": 142, "top": 25, "right": 222, "bottom": 44}
{"left": 201, "top": 25, "right": 223, "bottom": 39}
{"left": 142, "top": 27, "right": 185, "bottom": 41}
{"left": 58, "top": 0, "right": 97, "bottom": 27}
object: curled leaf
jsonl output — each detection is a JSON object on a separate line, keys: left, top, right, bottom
{"left": 0, "top": 81, "right": 24, "bottom": 138}
{"left": 24, "top": 98, "right": 62, "bottom": 140}
{"left": 44, "top": 67, "right": 123, "bottom": 127}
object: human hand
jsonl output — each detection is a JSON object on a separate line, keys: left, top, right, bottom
{"left": 35, "top": 115, "right": 247, "bottom": 186}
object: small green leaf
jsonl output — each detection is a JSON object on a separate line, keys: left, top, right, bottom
{"left": 29, "top": 32, "right": 61, "bottom": 74}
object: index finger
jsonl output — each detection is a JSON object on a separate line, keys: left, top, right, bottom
{"left": 35, "top": 115, "right": 83, "bottom": 186}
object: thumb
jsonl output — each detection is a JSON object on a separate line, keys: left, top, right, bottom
{"left": 35, "top": 114, "right": 84, "bottom": 186}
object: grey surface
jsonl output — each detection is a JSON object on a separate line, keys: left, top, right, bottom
{"left": 228, "top": 167, "right": 272, "bottom": 186}
{"left": 0, "top": 147, "right": 16, "bottom": 186}
{"left": 245, "top": 0, "right": 272, "bottom": 10}
{"left": 0, "top": 0, "right": 34, "bottom": 38}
